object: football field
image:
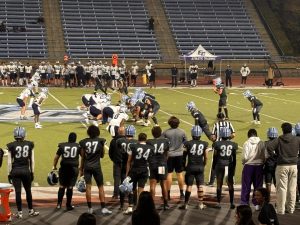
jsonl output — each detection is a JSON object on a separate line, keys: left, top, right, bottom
{"left": 0, "top": 86, "right": 300, "bottom": 186}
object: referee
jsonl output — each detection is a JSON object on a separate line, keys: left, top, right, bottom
{"left": 207, "top": 112, "right": 235, "bottom": 186}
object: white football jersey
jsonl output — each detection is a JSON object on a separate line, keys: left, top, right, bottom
{"left": 34, "top": 92, "right": 47, "bottom": 106}
{"left": 25, "top": 65, "right": 32, "bottom": 74}
{"left": 131, "top": 65, "right": 139, "bottom": 75}
{"left": 17, "top": 88, "right": 31, "bottom": 99}
{"left": 109, "top": 112, "right": 129, "bottom": 126}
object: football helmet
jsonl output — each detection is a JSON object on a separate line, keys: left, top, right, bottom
{"left": 186, "top": 101, "right": 196, "bottom": 112}
{"left": 243, "top": 90, "right": 252, "bottom": 98}
{"left": 191, "top": 125, "right": 202, "bottom": 137}
{"left": 267, "top": 127, "right": 278, "bottom": 139}
{"left": 76, "top": 176, "right": 86, "bottom": 193}
{"left": 295, "top": 123, "right": 300, "bottom": 136}
{"left": 27, "top": 84, "right": 33, "bottom": 90}
{"left": 125, "top": 125, "right": 136, "bottom": 137}
{"left": 119, "top": 176, "right": 133, "bottom": 194}
{"left": 41, "top": 87, "right": 48, "bottom": 95}
{"left": 14, "top": 127, "right": 26, "bottom": 139}
{"left": 119, "top": 104, "right": 127, "bottom": 113}
{"left": 219, "top": 127, "right": 232, "bottom": 138}
{"left": 213, "top": 77, "right": 222, "bottom": 86}
{"left": 47, "top": 170, "right": 59, "bottom": 186}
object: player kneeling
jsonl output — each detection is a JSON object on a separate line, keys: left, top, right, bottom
{"left": 180, "top": 125, "right": 208, "bottom": 210}
{"left": 212, "top": 127, "right": 238, "bottom": 209}
{"left": 124, "top": 133, "right": 154, "bottom": 215}
{"left": 147, "top": 126, "right": 170, "bottom": 210}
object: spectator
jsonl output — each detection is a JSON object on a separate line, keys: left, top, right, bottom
{"left": 225, "top": 64, "right": 232, "bottom": 88}
{"left": 171, "top": 64, "right": 178, "bottom": 87}
{"left": 189, "top": 62, "right": 198, "bottom": 87}
{"left": 76, "top": 61, "right": 86, "bottom": 87}
{"left": 254, "top": 187, "right": 279, "bottom": 225}
{"left": 77, "top": 213, "right": 96, "bottom": 225}
{"left": 62, "top": 64, "right": 70, "bottom": 88}
{"left": 267, "top": 66, "right": 274, "bottom": 88}
{"left": 0, "top": 21, "right": 6, "bottom": 32}
{"left": 131, "top": 61, "right": 139, "bottom": 87}
{"left": 240, "top": 63, "right": 250, "bottom": 87}
{"left": 267, "top": 122, "right": 300, "bottom": 214}
{"left": 149, "top": 68, "right": 156, "bottom": 88}
{"left": 7, "top": 127, "right": 39, "bottom": 218}
{"left": 241, "top": 129, "right": 265, "bottom": 210}
{"left": 36, "top": 16, "right": 44, "bottom": 24}
{"left": 132, "top": 191, "right": 160, "bottom": 225}
{"left": 148, "top": 16, "right": 154, "bottom": 30}
{"left": 235, "top": 205, "right": 256, "bottom": 225}
{"left": 162, "top": 116, "right": 187, "bottom": 200}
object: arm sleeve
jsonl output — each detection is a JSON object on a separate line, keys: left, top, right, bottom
{"left": 31, "top": 149, "right": 35, "bottom": 173}
{"left": 7, "top": 151, "right": 12, "bottom": 175}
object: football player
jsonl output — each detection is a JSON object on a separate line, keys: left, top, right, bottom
{"left": 16, "top": 84, "right": 34, "bottom": 120}
{"left": 186, "top": 101, "right": 215, "bottom": 141}
{"left": 125, "top": 133, "right": 154, "bottom": 214}
{"left": 8, "top": 61, "right": 17, "bottom": 86}
{"left": 212, "top": 127, "right": 238, "bottom": 209}
{"left": 141, "top": 96, "right": 160, "bottom": 127}
{"left": 30, "top": 70, "right": 41, "bottom": 94}
{"left": 32, "top": 87, "right": 48, "bottom": 129}
{"left": 264, "top": 127, "right": 278, "bottom": 194}
{"left": 53, "top": 132, "right": 82, "bottom": 210}
{"left": 79, "top": 125, "right": 112, "bottom": 215}
{"left": 213, "top": 78, "right": 229, "bottom": 119}
{"left": 0, "top": 147, "right": 4, "bottom": 167}
{"left": 0, "top": 62, "right": 8, "bottom": 86}
{"left": 7, "top": 127, "right": 39, "bottom": 218}
{"left": 130, "top": 61, "right": 139, "bottom": 87}
{"left": 54, "top": 61, "right": 62, "bottom": 87}
{"left": 243, "top": 90, "right": 263, "bottom": 124}
{"left": 189, "top": 62, "right": 198, "bottom": 87}
{"left": 146, "top": 126, "right": 170, "bottom": 210}
{"left": 106, "top": 105, "right": 129, "bottom": 137}
{"left": 179, "top": 125, "right": 208, "bottom": 210}
{"left": 25, "top": 63, "right": 33, "bottom": 86}
{"left": 116, "top": 125, "right": 138, "bottom": 211}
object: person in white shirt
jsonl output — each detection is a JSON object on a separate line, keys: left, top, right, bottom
{"left": 131, "top": 61, "right": 139, "bottom": 87}
{"left": 106, "top": 105, "right": 129, "bottom": 137}
{"left": 84, "top": 62, "right": 92, "bottom": 87}
{"left": 110, "top": 63, "right": 118, "bottom": 89}
{"left": 16, "top": 84, "right": 34, "bottom": 120}
{"left": 145, "top": 61, "right": 153, "bottom": 86}
{"left": 54, "top": 61, "right": 62, "bottom": 87}
{"left": 46, "top": 62, "right": 54, "bottom": 86}
{"left": 0, "top": 62, "right": 8, "bottom": 86}
{"left": 18, "top": 62, "right": 26, "bottom": 86}
{"left": 32, "top": 87, "right": 48, "bottom": 128}
{"left": 25, "top": 63, "right": 33, "bottom": 86}
{"left": 39, "top": 61, "right": 47, "bottom": 86}
{"left": 240, "top": 64, "right": 251, "bottom": 87}
{"left": 189, "top": 63, "right": 199, "bottom": 87}
{"left": 8, "top": 61, "right": 18, "bottom": 86}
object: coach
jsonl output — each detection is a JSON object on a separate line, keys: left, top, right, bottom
{"left": 267, "top": 122, "right": 300, "bottom": 214}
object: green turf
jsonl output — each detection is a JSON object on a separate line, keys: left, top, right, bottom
{"left": 0, "top": 87, "right": 299, "bottom": 186}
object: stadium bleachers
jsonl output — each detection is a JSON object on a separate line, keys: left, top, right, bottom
{"left": 162, "top": 0, "right": 269, "bottom": 59}
{"left": 0, "top": 0, "right": 47, "bottom": 58}
{"left": 60, "top": 0, "right": 161, "bottom": 60}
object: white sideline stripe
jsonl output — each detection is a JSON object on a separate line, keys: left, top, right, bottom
{"left": 49, "top": 92, "right": 68, "bottom": 109}
{"left": 159, "top": 109, "right": 243, "bottom": 149}
{"left": 257, "top": 94, "right": 300, "bottom": 104}
{"left": 172, "top": 90, "right": 292, "bottom": 124}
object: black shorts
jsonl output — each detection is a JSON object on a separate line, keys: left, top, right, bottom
{"left": 55, "top": 74, "right": 61, "bottom": 79}
{"left": 11, "top": 168, "right": 32, "bottom": 192}
{"left": 32, "top": 103, "right": 40, "bottom": 115}
{"left": 41, "top": 73, "right": 47, "bottom": 79}
{"left": 149, "top": 165, "right": 167, "bottom": 181}
{"left": 167, "top": 156, "right": 183, "bottom": 173}
{"left": 219, "top": 97, "right": 227, "bottom": 107}
{"left": 131, "top": 75, "right": 137, "bottom": 80}
{"left": 82, "top": 96, "right": 90, "bottom": 107}
{"left": 89, "top": 105, "right": 101, "bottom": 117}
{"left": 25, "top": 73, "right": 31, "bottom": 79}
{"left": 59, "top": 166, "right": 79, "bottom": 187}
{"left": 190, "top": 73, "right": 197, "bottom": 80}
{"left": 16, "top": 98, "right": 25, "bottom": 107}
{"left": 85, "top": 73, "right": 91, "bottom": 81}
{"left": 185, "top": 170, "right": 204, "bottom": 186}
{"left": 84, "top": 167, "right": 103, "bottom": 186}
{"left": 149, "top": 75, "right": 155, "bottom": 82}
{"left": 111, "top": 75, "right": 115, "bottom": 80}
{"left": 70, "top": 74, "right": 75, "bottom": 80}
{"left": 129, "top": 169, "right": 148, "bottom": 188}
{"left": 215, "top": 164, "right": 234, "bottom": 184}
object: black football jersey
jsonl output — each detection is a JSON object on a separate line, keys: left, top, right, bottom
{"left": 213, "top": 140, "right": 238, "bottom": 166}
{"left": 191, "top": 109, "right": 208, "bottom": 128}
{"left": 184, "top": 140, "right": 208, "bottom": 171}
{"left": 128, "top": 143, "right": 154, "bottom": 170}
{"left": 146, "top": 138, "right": 169, "bottom": 169}
{"left": 79, "top": 137, "right": 106, "bottom": 169}
{"left": 56, "top": 142, "right": 81, "bottom": 167}
{"left": 116, "top": 137, "right": 138, "bottom": 165}
{"left": 249, "top": 96, "right": 263, "bottom": 107}
{"left": 7, "top": 140, "right": 34, "bottom": 170}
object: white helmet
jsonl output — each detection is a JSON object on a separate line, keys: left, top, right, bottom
{"left": 41, "top": 87, "right": 49, "bottom": 95}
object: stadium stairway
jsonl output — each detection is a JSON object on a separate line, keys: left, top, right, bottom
{"left": 244, "top": 0, "right": 280, "bottom": 59}
{"left": 42, "top": 0, "right": 66, "bottom": 60}
{"left": 145, "top": 0, "right": 180, "bottom": 62}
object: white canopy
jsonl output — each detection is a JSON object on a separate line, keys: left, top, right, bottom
{"left": 182, "top": 44, "right": 221, "bottom": 61}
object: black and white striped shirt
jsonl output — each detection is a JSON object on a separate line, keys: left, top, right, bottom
{"left": 212, "top": 120, "right": 235, "bottom": 141}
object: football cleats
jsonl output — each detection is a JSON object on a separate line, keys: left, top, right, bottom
{"left": 267, "top": 127, "right": 278, "bottom": 139}
{"left": 14, "top": 127, "right": 26, "bottom": 139}
{"left": 219, "top": 127, "right": 232, "bottom": 138}
{"left": 47, "top": 170, "right": 59, "bottom": 186}
{"left": 119, "top": 176, "right": 133, "bottom": 194}
{"left": 243, "top": 90, "right": 252, "bottom": 98}
{"left": 41, "top": 87, "right": 48, "bottom": 95}
{"left": 186, "top": 101, "right": 196, "bottom": 112}
{"left": 295, "top": 123, "right": 300, "bottom": 136}
{"left": 125, "top": 125, "right": 136, "bottom": 136}
{"left": 76, "top": 176, "right": 86, "bottom": 193}
{"left": 191, "top": 125, "right": 202, "bottom": 137}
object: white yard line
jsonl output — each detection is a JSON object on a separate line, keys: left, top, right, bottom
{"left": 172, "top": 89, "right": 293, "bottom": 124}
{"left": 256, "top": 93, "right": 300, "bottom": 104}
{"left": 49, "top": 92, "right": 68, "bottom": 109}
